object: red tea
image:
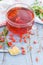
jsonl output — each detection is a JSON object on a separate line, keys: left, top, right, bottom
{"left": 7, "top": 7, "right": 34, "bottom": 35}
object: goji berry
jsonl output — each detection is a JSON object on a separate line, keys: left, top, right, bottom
{"left": 0, "top": 32, "right": 2, "bottom": 35}
{"left": 41, "top": 19, "right": 43, "bottom": 21}
{"left": 24, "top": 39, "right": 27, "bottom": 43}
{"left": 27, "top": 35, "right": 30, "bottom": 38}
{"left": 16, "top": 17, "right": 20, "bottom": 21}
{"left": 8, "top": 42, "right": 12, "bottom": 47}
{"left": 22, "top": 49, "right": 26, "bottom": 55}
{"left": 9, "top": 37, "right": 16, "bottom": 42}
{"left": 23, "top": 36, "right": 26, "bottom": 39}
{"left": 37, "top": 50, "right": 40, "bottom": 53}
{"left": 0, "top": 37, "right": 4, "bottom": 42}
{"left": 34, "top": 40, "right": 37, "bottom": 44}
{"left": 0, "top": 45, "right": 3, "bottom": 49}
{"left": 28, "top": 31, "right": 31, "bottom": 34}
{"left": 28, "top": 31, "right": 34, "bottom": 35}
{"left": 42, "top": 47, "right": 43, "bottom": 50}
{"left": 31, "top": 33, "right": 34, "bottom": 35}
{"left": 21, "top": 47, "right": 24, "bottom": 49}
{"left": 12, "top": 38, "right": 16, "bottom": 42}
{"left": 36, "top": 57, "right": 39, "bottom": 62}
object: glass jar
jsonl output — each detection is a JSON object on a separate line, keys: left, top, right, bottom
{"left": 6, "top": 3, "right": 34, "bottom": 36}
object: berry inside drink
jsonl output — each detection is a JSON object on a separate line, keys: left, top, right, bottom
{"left": 7, "top": 7, "right": 34, "bottom": 36}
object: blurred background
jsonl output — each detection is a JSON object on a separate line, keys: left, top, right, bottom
{"left": 0, "top": 0, "right": 43, "bottom": 5}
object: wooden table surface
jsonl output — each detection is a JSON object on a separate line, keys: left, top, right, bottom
{"left": 0, "top": 23, "right": 43, "bottom": 65}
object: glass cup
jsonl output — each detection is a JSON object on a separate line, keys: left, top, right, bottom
{"left": 6, "top": 3, "right": 34, "bottom": 36}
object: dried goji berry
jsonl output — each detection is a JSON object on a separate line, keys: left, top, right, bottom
{"left": 0, "top": 37, "right": 4, "bottom": 42}
{"left": 9, "top": 37, "right": 16, "bottom": 42}
{"left": 41, "top": 19, "right": 43, "bottom": 21}
{"left": 34, "top": 40, "right": 37, "bottom": 44}
{"left": 36, "top": 57, "right": 39, "bottom": 62}
{"left": 22, "top": 49, "right": 26, "bottom": 55}
{"left": 42, "top": 47, "right": 43, "bottom": 50}
{"left": 8, "top": 42, "right": 12, "bottom": 47}
{"left": 31, "top": 32, "right": 34, "bottom": 35}
{"left": 23, "top": 36, "right": 26, "bottom": 39}
{"left": 12, "top": 38, "right": 16, "bottom": 42}
{"left": 37, "top": 50, "right": 40, "bottom": 53}
{"left": 24, "top": 39, "right": 27, "bottom": 43}
{"left": 28, "top": 31, "right": 31, "bottom": 34}
{"left": 16, "top": 17, "right": 20, "bottom": 21}
{"left": 21, "top": 47, "right": 24, "bottom": 49}
{"left": 27, "top": 35, "right": 30, "bottom": 38}
{"left": 28, "top": 31, "right": 34, "bottom": 35}
{"left": 0, "top": 45, "right": 3, "bottom": 49}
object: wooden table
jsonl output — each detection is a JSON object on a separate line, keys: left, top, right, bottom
{"left": 0, "top": 23, "right": 43, "bottom": 65}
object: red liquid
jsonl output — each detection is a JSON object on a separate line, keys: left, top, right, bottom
{"left": 7, "top": 7, "right": 34, "bottom": 35}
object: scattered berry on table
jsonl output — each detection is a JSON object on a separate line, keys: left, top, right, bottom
{"left": 23, "top": 36, "right": 27, "bottom": 39}
{"left": 33, "top": 40, "right": 37, "bottom": 44}
{"left": 41, "top": 19, "right": 43, "bottom": 21}
{"left": 36, "top": 57, "right": 39, "bottom": 62}
{"left": 0, "top": 37, "right": 4, "bottom": 42}
{"left": 9, "top": 37, "right": 16, "bottom": 42}
{"left": 12, "top": 38, "right": 16, "bottom": 42}
{"left": 8, "top": 42, "right": 12, "bottom": 47}
{"left": 22, "top": 49, "right": 26, "bottom": 55}
{"left": 0, "top": 45, "right": 3, "bottom": 49}
{"left": 21, "top": 47, "right": 25, "bottom": 49}
{"left": 27, "top": 35, "right": 30, "bottom": 38}
{"left": 37, "top": 50, "right": 41, "bottom": 53}
{"left": 24, "top": 39, "right": 27, "bottom": 43}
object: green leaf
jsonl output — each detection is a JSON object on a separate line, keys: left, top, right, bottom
{"left": 3, "top": 27, "right": 8, "bottom": 36}
{"left": 5, "top": 40, "right": 8, "bottom": 45}
{"left": 5, "top": 41, "right": 10, "bottom": 47}
{"left": 39, "top": 13, "right": 43, "bottom": 19}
